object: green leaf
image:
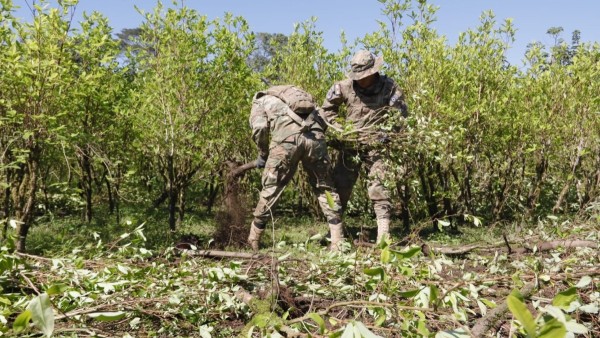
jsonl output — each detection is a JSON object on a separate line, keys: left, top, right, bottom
{"left": 480, "top": 298, "right": 497, "bottom": 309}
{"left": 0, "top": 297, "right": 11, "bottom": 305}
{"left": 417, "top": 318, "right": 430, "bottom": 336}
{"left": 429, "top": 285, "right": 440, "bottom": 305}
{"left": 199, "top": 324, "right": 213, "bottom": 338}
{"left": 392, "top": 246, "right": 421, "bottom": 259}
{"left": 278, "top": 252, "right": 292, "bottom": 261}
{"left": 308, "top": 233, "right": 323, "bottom": 241}
{"left": 434, "top": 328, "right": 470, "bottom": 337}
{"left": 13, "top": 309, "right": 32, "bottom": 333}
{"left": 398, "top": 289, "right": 421, "bottom": 298}
{"left": 551, "top": 287, "right": 577, "bottom": 309}
{"left": 438, "top": 219, "right": 451, "bottom": 227}
{"left": 252, "top": 313, "right": 271, "bottom": 328}
{"left": 88, "top": 311, "right": 126, "bottom": 322}
{"left": 380, "top": 247, "right": 391, "bottom": 264}
{"left": 579, "top": 303, "right": 599, "bottom": 313}
{"left": 363, "top": 267, "right": 385, "bottom": 280}
{"left": 27, "top": 293, "right": 54, "bottom": 337}
{"left": 325, "top": 190, "right": 335, "bottom": 209}
{"left": 355, "top": 321, "right": 383, "bottom": 337}
{"left": 374, "top": 308, "right": 386, "bottom": 326}
{"left": 565, "top": 321, "right": 588, "bottom": 334}
{"left": 510, "top": 288, "right": 526, "bottom": 302}
{"left": 574, "top": 276, "right": 592, "bottom": 288}
{"left": 507, "top": 294, "right": 536, "bottom": 337}
{"left": 538, "top": 317, "right": 566, "bottom": 338}
{"left": 46, "top": 283, "right": 68, "bottom": 296}
{"left": 307, "top": 313, "right": 325, "bottom": 334}
{"left": 340, "top": 322, "right": 354, "bottom": 338}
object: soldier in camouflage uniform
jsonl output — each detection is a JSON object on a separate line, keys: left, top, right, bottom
{"left": 247, "top": 85, "right": 344, "bottom": 251}
{"left": 321, "top": 50, "right": 408, "bottom": 243}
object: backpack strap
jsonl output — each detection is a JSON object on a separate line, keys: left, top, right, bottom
{"left": 258, "top": 85, "right": 328, "bottom": 145}
{"left": 265, "top": 85, "right": 316, "bottom": 115}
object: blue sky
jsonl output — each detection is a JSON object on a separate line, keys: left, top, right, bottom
{"left": 11, "top": 1, "right": 600, "bottom": 66}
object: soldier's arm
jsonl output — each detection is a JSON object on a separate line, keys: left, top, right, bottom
{"left": 389, "top": 83, "right": 408, "bottom": 118}
{"left": 320, "top": 83, "right": 345, "bottom": 129}
{"left": 249, "top": 98, "right": 270, "bottom": 158}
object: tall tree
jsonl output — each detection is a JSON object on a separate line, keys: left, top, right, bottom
{"left": 247, "top": 32, "right": 288, "bottom": 73}
{"left": 1, "top": 0, "right": 78, "bottom": 251}
{"left": 127, "top": 4, "right": 259, "bottom": 231}
{"left": 65, "top": 11, "right": 128, "bottom": 223}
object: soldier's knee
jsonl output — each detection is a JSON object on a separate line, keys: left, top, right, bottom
{"left": 368, "top": 185, "right": 390, "bottom": 201}
{"left": 252, "top": 217, "right": 267, "bottom": 230}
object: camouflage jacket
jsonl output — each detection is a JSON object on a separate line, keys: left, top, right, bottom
{"left": 249, "top": 93, "right": 325, "bottom": 158}
{"left": 321, "top": 75, "right": 408, "bottom": 143}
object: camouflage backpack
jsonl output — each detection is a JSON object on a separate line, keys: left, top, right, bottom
{"left": 264, "top": 85, "right": 316, "bottom": 115}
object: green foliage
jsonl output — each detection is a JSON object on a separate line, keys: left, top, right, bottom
{"left": 351, "top": 0, "right": 600, "bottom": 227}
{"left": 1, "top": 216, "right": 597, "bottom": 336}
{"left": 247, "top": 32, "right": 288, "bottom": 73}
{"left": 507, "top": 291, "right": 537, "bottom": 337}
{"left": 12, "top": 309, "right": 31, "bottom": 334}
{"left": 27, "top": 293, "right": 54, "bottom": 337}
{"left": 0, "top": 3, "right": 599, "bottom": 336}
{"left": 1, "top": 0, "right": 598, "bottom": 251}
{"left": 339, "top": 321, "right": 382, "bottom": 338}
{"left": 551, "top": 287, "right": 577, "bottom": 309}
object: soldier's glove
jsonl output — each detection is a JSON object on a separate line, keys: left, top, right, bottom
{"left": 327, "top": 138, "right": 344, "bottom": 151}
{"left": 255, "top": 154, "right": 267, "bottom": 168}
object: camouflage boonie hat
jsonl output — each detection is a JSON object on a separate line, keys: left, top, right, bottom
{"left": 347, "top": 50, "right": 383, "bottom": 80}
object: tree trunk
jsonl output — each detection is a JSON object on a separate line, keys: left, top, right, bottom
{"left": 553, "top": 139, "right": 584, "bottom": 213}
{"left": 77, "top": 145, "right": 93, "bottom": 223}
{"left": 177, "top": 185, "right": 185, "bottom": 227}
{"left": 167, "top": 155, "right": 176, "bottom": 231}
{"left": 13, "top": 147, "right": 40, "bottom": 252}
{"left": 396, "top": 179, "right": 410, "bottom": 231}
{"left": 152, "top": 190, "right": 169, "bottom": 209}
{"left": 584, "top": 167, "right": 600, "bottom": 207}
{"left": 168, "top": 186, "right": 177, "bottom": 231}
{"left": 205, "top": 178, "right": 219, "bottom": 214}
{"left": 2, "top": 168, "right": 10, "bottom": 239}
{"left": 435, "top": 161, "right": 456, "bottom": 227}
{"left": 418, "top": 160, "right": 439, "bottom": 229}
{"left": 106, "top": 175, "right": 114, "bottom": 214}
{"left": 526, "top": 156, "right": 547, "bottom": 213}
{"left": 114, "top": 183, "right": 120, "bottom": 225}
{"left": 493, "top": 156, "right": 515, "bottom": 220}
{"left": 455, "top": 163, "right": 473, "bottom": 215}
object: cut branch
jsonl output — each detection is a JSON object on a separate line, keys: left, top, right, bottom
{"left": 522, "top": 239, "right": 598, "bottom": 252}
{"left": 470, "top": 282, "right": 536, "bottom": 337}
{"left": 422, "top": 239, "right": 598, "bottom": 256}
{"left": 182, "top": 249, "right": 266, "bottom": 260}
{"left": 227, "top": 160, "right": 257, "bottom": 178}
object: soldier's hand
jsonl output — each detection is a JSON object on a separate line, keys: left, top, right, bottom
{"left": 327, "top": 138, "right": 344, "bottom": 150}
{"left": 255, "top": 154, "right": 267, "bottom": 168}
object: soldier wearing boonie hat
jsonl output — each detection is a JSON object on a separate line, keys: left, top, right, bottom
{"left": 346, "top": 50, "right": 384, "bottom": 80}
{"left": 320, "top": 50, "right": 408, "bottom": 244}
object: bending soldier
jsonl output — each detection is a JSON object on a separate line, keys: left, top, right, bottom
{"left": 247, "top": 85, "right": 344, "bottom": 251}
{"left": 321, "top": 50, "right": 408, "bottom": 243}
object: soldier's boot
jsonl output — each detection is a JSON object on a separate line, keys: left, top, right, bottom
{"left": 247, "top": 222, "right": 264, "bottom": 252}
{"left": 329, "top": 222, "right": 344, "bottom": 252}
{"left": 376, "top": 218, "right": 391, "bottom": 244}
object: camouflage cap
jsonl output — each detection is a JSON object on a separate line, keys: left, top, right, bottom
{"left": 347, "top": 50, "right": 383, "bottom": 80}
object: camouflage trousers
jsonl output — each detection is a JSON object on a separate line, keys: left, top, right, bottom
{"left": 332, "top": 148, "right": 392, "bottom": 220}
{"left": 252, "top": 133, "right": 342, "bottom": 228}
